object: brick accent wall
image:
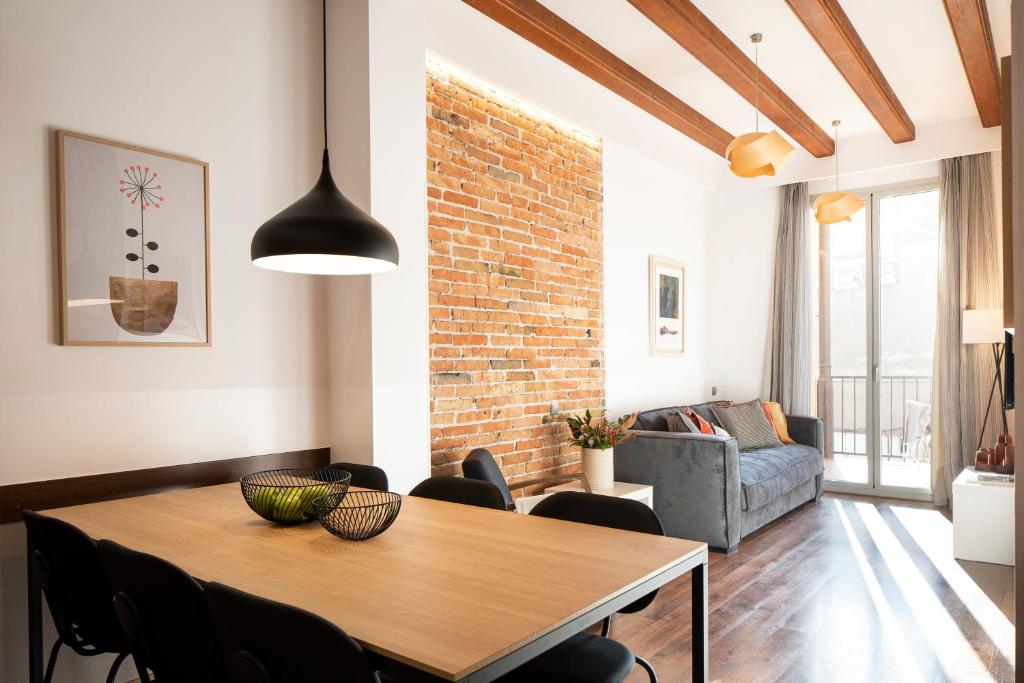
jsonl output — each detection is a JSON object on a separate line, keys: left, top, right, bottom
{"left": 426, "top": 62, "right": 605, "bottom": 487}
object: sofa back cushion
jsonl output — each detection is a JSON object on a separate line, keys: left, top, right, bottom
{"left": 632, "top": 401, "right": 732, "bottom": 432}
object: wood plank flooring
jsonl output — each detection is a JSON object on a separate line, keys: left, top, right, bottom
{"left": 614, "top": 493, "right": 1015, "bottom": 682}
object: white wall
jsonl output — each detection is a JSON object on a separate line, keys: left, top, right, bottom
{"left": 706, "top": 188, "right": 779, "bottom": 403}
{"left": 0, "top": 0, "right": 328, "bottom": 486}
{"left": 0, "top": 1, "right": 326, "bottom": 679}
{"left": 603, "top": 142, "right": 712, "bottom": 415}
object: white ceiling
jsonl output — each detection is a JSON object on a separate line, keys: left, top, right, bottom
{"left": 539, "top": 0, "right": 1011, "bottom": 144}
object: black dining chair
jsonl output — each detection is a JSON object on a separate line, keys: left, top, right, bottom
{"left": 461, "top": 447, "right": 591, "bottom": 511}
{"left": 22, "top": 511, "right": 130, "bottom": 683}
{"left": 408, "top": 475, "right": 507, "bottom": 510}
{"left": 506, "top": 491, "right": 666, "bottom": 682}
{"left": 97, "top": 539, "right": 222, "bottom": 683}
{"left": 205, "top": 581, "right": 385, "bottom": 682}
{"left": 324, "top": 461, "right": 389, "bottom": 491}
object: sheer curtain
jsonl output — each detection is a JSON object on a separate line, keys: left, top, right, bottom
{"left": 932, "top": 152, "right": 1000, "bottom": 506}
{"left": 765, "top": 182, "right": 812, "bottom": 415}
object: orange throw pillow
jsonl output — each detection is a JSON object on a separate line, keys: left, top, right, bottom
{"left": 684, "top": 408, "right": 715, "bottom": 435}
{"left": 762, "top": 401, "right": 795, "bottom": 444}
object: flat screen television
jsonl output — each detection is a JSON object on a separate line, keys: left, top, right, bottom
{"left": 1005, "top": 329, "right": 1014, "bottom": 410}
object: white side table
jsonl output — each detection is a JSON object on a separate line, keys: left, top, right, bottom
{"left": 513, "top": 481, "right": 655, "bottom": 514}
{"left": 952, "top": 466, "right": 1015, "bottom": 566}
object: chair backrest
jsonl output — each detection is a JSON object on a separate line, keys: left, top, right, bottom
{"left": 22, "top": 510, "right": 125, "bottom": 653}
{"left": 205, "top": 582, "right": 375, "bottom": 683}
{"left": 461, "top": 448, "right": 514, "bottom": 510}
{"left": 326, "top": 461, "right": 389, "bottom": 491}
{"left": 530, "top": 492, "right": 665, "bottom": 613}
{"left": 97, "top": 540, "right": 220, "bottom": 683}
{"left": 408, "top": 476, "right": 507, "bottom": 510}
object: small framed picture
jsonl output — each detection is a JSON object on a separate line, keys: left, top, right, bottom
{"left": 56, "top": 130, "right": 210, "bottom": 346}
{"left": 649, "top": 255, "right": 685, "bottom": 356}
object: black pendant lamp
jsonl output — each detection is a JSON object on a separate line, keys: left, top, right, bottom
{"left": 250, "top": 0, "right": 399, "bottom": 275}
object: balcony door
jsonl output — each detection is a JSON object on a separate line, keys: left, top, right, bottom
{"left": 814, "top": 181, "right": 939, "bottom": 499}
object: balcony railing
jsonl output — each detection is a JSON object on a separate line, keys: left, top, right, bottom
{"left": 817, "top": 375, "right": 932, "bottom": 461}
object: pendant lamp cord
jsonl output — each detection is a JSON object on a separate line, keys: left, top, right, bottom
{"left": 323, "top": 0, "right": 328, "bottom": 151}
{"left": 834, "top": 121, "right": 839, "bottom": 192}
{"left": 753, "top": 40, "right": 760, "bottom": 133}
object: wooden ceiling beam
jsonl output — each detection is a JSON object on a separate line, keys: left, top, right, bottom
{"left": 628, "top": 0, "right": 833, "bottom": 158}
{"left": 461, "top": 0, "right": 734, "bottom": 157}
{"left": 785, "top": 0, "right": 916, "bottom": 143}
{"left": 943, "top": 0, "right": 1001, "bottom": 127}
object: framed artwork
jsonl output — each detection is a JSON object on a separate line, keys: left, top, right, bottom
{"left": 57, "top": 130, "right": 210, "bottom": 346}
{"left": 649, "top": 255, "right": 685, "bottom": 356}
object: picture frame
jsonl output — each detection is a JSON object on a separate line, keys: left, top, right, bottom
{"left": 649, "top": 255, "right": 685, "bottom": 356}
{"left": 56, "top": 130, "right": 211, "bottom": 346}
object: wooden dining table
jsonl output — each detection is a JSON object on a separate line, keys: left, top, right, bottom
{"left": 29, "top": 483, "right": 709, "bottom": 682}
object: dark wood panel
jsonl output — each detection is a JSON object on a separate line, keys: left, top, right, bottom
{"left": 944, "top": 0, "right": 1002, "bottom": 128}
{"left": 612, "top": 493, "right": 1014, "bottom": 682}
{"left": 628, "top": 0, "right": 834, "bottom": 158}
{"left": 785, "top": 0, "right": 916, "bottom": 144}
{"left": 0, "top": 447, "right": 329, "bottom": 523}
{"left": 460, "top": 0, "right": 734, "bottom": 157}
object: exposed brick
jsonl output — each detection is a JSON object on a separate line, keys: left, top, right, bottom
{"left": 427, "top": 66, "right": 604, "bottom": 485}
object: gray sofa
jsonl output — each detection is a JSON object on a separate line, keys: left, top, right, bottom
{"left": 614, "top": 401, "right": 824, "bottom": 552}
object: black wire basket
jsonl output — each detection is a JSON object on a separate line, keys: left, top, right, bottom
{"left": 315, "top": 490, "right": 402, "bottom": 541}
{"left": 240, "top": 468, "right": 351, "bottom": 525}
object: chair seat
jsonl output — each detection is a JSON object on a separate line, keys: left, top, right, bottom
{"left": 497, "top": 632, "right": 635, "bottom": 683}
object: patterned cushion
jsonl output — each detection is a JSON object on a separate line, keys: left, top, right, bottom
{"left": 665, "top": 411, "right": 685, "bottom": 433}
{"left": 711, "top": 399, "right": 782, "bottom": 451}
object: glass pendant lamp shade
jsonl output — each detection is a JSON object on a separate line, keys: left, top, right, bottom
{"left": 727, "top": 33, "right": 794, "bottom": 179}
{"left": 814, "top": 120, "right": 864, "bottom": 224}
{"left": 250, "top": 0, "right": 399, "bottom": 275}
{"left": 251, "top": 151, "right": 399, "bottom": 275}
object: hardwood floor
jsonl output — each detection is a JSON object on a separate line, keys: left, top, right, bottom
{"left": 613, "top": 493, "right": 1015, "bottom": 682}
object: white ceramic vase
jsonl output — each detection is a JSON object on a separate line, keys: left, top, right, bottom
{"left": 581, "top": 447, "right": 614, "bottom": 490}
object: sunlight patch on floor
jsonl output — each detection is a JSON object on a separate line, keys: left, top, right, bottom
{"left": 833, "top": 499, "right": 927, "bottom": 683}
{"left": 890, "top": 505, "right": 1015, "bottom": 664}
{"left": 855, "top": 501, "right": 995, "bottom": 682}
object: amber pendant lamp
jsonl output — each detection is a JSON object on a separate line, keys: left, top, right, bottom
{"left": 726, "top": 33, "right": 794, "bottom": 178}
{"left": 813, "top": 120, "right": 864, "bottom": 224}
{"left": 250, "top": 0, "right": 399, "bottom": 275}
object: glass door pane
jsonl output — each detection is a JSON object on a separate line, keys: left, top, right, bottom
{"left": 819, "top": 203, "right": 869, "bottom": 485}
{"left": 876, "top": 189, "right": 939, "bottom": 491}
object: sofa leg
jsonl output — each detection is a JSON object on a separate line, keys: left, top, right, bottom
{"left": 708, "top": 544, "right": 739, "bottom": 554}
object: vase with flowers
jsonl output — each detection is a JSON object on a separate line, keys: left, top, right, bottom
{"left": 565, "top": 410, "right": 638, "bottom": 490}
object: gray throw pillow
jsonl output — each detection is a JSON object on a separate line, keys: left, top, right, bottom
{"left": 665, "top": 411, "right": 684, "bottom": 433}
{"left": 711, "top": 399, "right": 781, "bottom": 451}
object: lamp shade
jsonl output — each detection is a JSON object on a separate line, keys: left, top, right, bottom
{"left": 251, "top": 151, "right": 399, "bottom": 275}
{"left": 726, "top": 130, "right": 794, "bottom": 178}
{"left": 813, "top": 191, "right": 865, "bottom": 224}
{"left": 962, "top": 308, "right": 1005, "bottom": 344}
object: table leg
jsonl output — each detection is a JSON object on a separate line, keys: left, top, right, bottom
{"left": 28, "top": 537, "right": 43, "bottom": 683}
{"left": 692, "top": 560, "right": 708, "bottom": 683}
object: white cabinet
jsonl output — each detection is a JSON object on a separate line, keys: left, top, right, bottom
{"left": 952, "top": 467, "right": 1015, "bottom": 566}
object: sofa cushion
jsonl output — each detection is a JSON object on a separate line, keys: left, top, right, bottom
{"left": 712, "top": 399, "right": 783, "bottom": 451}
{"left": 633, "top": 407, "right": 683, "bottom": 431}
{"left": 633, "top": 402, "right": 730, "bottom": 432}
{"left": 739, "top": 444, "right": 823, "bottom": 511}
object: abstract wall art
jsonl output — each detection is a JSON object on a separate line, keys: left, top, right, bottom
{"left": 57, "top": 130, "right": 210, "bottom": 346}
{"left": 649, "top": 255, "right": 685, "bottom": 356}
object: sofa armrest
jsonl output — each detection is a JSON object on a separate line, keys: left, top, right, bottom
{"left": 786, "top": 415, "right": 823, "bottom": 451}
{"left": 615, "top": 430, "right": 741, "bottom": 551}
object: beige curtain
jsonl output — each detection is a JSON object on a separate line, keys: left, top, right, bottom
{"left": 766, "top": 183, "right": 812, "bottom": 415}
{"left": 932, "top": 153, "right": 1000, "bottom": 506}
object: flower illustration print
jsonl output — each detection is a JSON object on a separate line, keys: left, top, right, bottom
{"left": 119, "top": 165, "right": 165, "bottom": 278}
